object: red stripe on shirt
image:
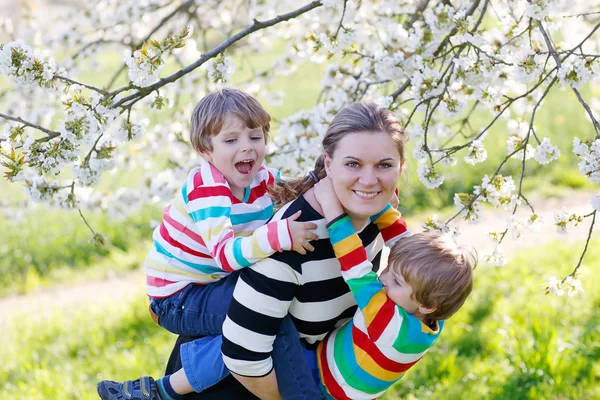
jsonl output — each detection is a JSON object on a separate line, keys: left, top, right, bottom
{"left": 338, "top": 246, "right": 368, "bottom": 272}
{"left": 162, "top": 205, "right": 206, "bottom": 247}
{"left": 318, "top": 342, "right": 352, "bottom": 400}
{"left": 208, "top": 163, "right": 227, "bottom": 184}
{"left": 146, "top": 275, "right": 178, "bottom": 288}
{"left": 187, "top": 185, "right": 233, "bottom": 202}
{"left": 159, "top": 223, "right": 211, "bottom": 258}
{"left": 214, "top": 231, "right": 235, "bottom": 272}
{"left": 193, "top": 170, "right": 204, "bottom": 189}
{"left": 266, "top": 222, "right": 282, "bottom": 252}
{"left": 367, "top": 298, "right": 396, "bottom": 342}
{"left": 352, "top": 325, "right": 419, "bottom": 373}
{"left": 379, "top": 219, "right": 408, "bottom": 242}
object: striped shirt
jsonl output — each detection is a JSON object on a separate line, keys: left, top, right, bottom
{"left": 221, "top": 197, "right": 405, "bottom": 378}
{"left": 318, "top": 206, "right": 441, "bottom": 400}
{"left": 145, "top": 161, "right": 293, "bottom": 298}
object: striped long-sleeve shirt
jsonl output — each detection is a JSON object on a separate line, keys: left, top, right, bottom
{"left": 221, "top": 198, "right": 408, "bottom": 378}
{"left": 317, "top": 205, "right": 442, "bottom": 400}
{"left": 145, "top": 161, "right": 293, "bottom": 298}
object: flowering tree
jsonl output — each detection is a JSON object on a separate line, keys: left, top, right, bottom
{"left": 1, "top": 0, "right": 599, "bottom": 295}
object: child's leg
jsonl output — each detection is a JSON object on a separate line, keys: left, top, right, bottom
{"left": 150, "top": 271, "right": 240, "bottom": 336}
{"left": 97, "top": 336, "right": 228, "bottom": 400}
{"left": 179, "top": 315, "right": 323, "bottom": 400}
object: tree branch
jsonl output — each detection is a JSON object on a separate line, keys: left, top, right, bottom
{"left": 111, "top": 1, "right": 323, "bottom": 109}
{"left": 0, "top": 112, "right": 61, "bottom": 140}
{"left": 535, "top": 19, "right": 600, "bottom": 137}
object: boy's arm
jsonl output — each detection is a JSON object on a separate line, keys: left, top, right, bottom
{"left": 181, "top": 179, "right": 293, "bottom": 272}
{"left": 370, "top": 203, "right": 410, "bottom": 247}
{"left": 327, "top": 214, "right": 405, "bottom": 343}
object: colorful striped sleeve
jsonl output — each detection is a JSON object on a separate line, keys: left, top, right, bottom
{"left": 327, "top": 213, "right": 404, "bottom": 343}
{"left": 369, "top": 203, "right": 410, "bottom": 246}
{"left": 182, "top": 171, "right": 293, "bottom": 273}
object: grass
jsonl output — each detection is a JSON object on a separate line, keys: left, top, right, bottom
{"left": 0, "top": 205, "right": 157, "bottom": 296}
{"left": 2, "top": 237, "right": 599, "bottom": 399}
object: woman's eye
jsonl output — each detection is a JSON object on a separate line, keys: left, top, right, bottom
{"left": 346, "top": 162, "right": 359, "bottom": 168}
{"left": 379, "top": 163, "right": 392, "bottom": 169}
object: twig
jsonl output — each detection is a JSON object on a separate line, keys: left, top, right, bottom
{"left": 333, "top": 0, "right": 349, "bottom": 39}
{"left": 54, "top": 75, "right": 108, "bottom": 95}
{"left": 0, "top": 112, "right": 61, "bottom": 140}
{"left": 563, "top": 210, "right": 597, "bottom": 282}
{"left": 535, "top": 19, "right": 600, "bottom": 137}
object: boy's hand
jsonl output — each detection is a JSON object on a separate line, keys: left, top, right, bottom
{"left": 313, "top": 176, "right": 344, "bottom": 222}
{"left": 287, "top": 211, "right": 319, "bottom": 255}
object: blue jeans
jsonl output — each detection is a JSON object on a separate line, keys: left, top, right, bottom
{"left": 149, "top": 273, "right": 323, "bottom": 400}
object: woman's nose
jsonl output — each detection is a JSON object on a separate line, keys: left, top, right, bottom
{"left": 359, "top": 168, "right": 378, "bottom": 185}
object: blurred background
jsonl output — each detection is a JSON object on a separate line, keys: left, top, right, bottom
{"left": 1, "top": 1, "right": 599, "bottom": 399}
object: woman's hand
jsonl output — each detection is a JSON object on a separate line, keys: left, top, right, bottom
{"left": 286, "top": 211, "right": 319, "bottom": 255}
{"left": 313, "top": 176, "right": 344, "bottom": 222}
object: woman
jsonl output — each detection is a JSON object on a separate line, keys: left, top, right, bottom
{"left": 159, "top": 102, "right": 408, "bottom": 399}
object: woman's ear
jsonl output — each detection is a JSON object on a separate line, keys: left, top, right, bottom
{"left": 324, "top": 153, "right": 332, "bottom": 175}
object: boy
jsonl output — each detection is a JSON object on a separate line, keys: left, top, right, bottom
{"left": 98, "top": 88, "right": 319, "bottom": 400}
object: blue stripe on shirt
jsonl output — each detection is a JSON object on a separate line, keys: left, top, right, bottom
{"left": 231, "top": 205, "right": 273, "bottom": 225}
{"left": 188, "top": 206, "right": 231, "bottom": 222}
{"left": 154, "top": 241, "right": 223, "bottom": 274}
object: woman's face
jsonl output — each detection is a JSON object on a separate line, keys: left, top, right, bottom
{"left": 324, "top": 130, "right": 402, "bottom": 222}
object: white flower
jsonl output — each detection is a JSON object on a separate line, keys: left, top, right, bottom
{"left": 573, "top": 137, "right": 600, "bottom": 184}
{"left": 207, "top": 56, "right": 235, "bottom": 84}
{"left": 464, "top": 139, "right": 487, "bottom": 165}
{"left": 564, "top": 276, "right": 584, "bottom": 297}
{"left": 591, "top": 194, "right": 600, "bottom": 212}
{"left": 546, "top": 276, "right": 564, "bottom": 296}
{"left": 534, "top": 137, "right": 560, "bottom": 165}
{"left": 554, "top": 208, "right": 583, "bottom": 234}
{"left": 483, "top": 249, "right": 507, "bottom": 267}
{"left": 422, "top": 214, "right": 459, "bottom": 237}
{"left": 417, "top": 163, "right": 445, "bottom": 189}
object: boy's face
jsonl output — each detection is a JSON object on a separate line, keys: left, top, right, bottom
{"left": 201, "top": 113, "right": 266, "bottom": 199}
{"left": 379, "top": 264, "right": 432, "bottom": 317}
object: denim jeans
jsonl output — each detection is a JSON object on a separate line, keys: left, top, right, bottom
{"left": 149, "top": 273, "right": 323, "bottom": 400}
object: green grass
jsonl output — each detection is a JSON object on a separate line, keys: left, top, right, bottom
{"left": 0, "top": 205, "right": 157, "bottom": 296}
{"left": 0, "top": 294, "right": 173, "bottom": 400}
{"left": 382, "top": 237, "right": 600, "bottom": 400}
{"left": 2, "top": 237, "right": 599, "bottom": 399}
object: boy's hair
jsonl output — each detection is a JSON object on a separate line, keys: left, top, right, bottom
{"left": 189, "top": 88, "right": 271, "bottom": 153}
{"left": 388, "top": 232, "right": 476, "bottom": 321}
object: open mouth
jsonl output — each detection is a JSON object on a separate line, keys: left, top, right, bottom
{"left": 353, "top": 190, "right": 380, "bottom": 199}
{"left": 235, "top": 159, "right": 255, "bottom": 174}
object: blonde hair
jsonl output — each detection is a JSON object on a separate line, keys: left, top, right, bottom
{"left": 270, "top": 103, "right": 407, "bottom": 205}
{"left": 189, "top": 88, "right": 271, "bottom": 153}
{"left": 388, "top": 232, "right": 476, "bottom": 321}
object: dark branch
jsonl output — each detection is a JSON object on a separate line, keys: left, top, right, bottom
{"left": 111, "top": 1, "right": 323, "bottom": 109}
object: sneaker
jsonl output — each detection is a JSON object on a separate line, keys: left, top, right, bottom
{"left": 97, "top": 376, "right": 162, "bottom": 400}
